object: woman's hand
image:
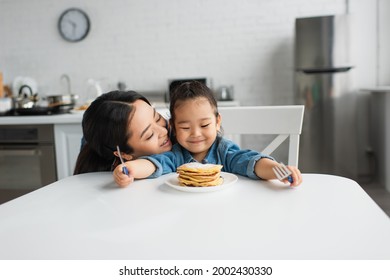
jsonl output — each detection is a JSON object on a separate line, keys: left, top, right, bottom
{"left": 113, "top": 159, "right": 157, "bottom": 187}
{"left": 113, "top": 163, "right": 134, "bottom": 187}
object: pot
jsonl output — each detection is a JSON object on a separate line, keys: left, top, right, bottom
{"left": 45, "top": 94, "right": 78, "bottom": 112}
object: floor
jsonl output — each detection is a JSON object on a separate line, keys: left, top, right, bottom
{"left": 360, "top": 182, "right": 390, "bottom": 218}
{"left": 0, "top": 190, "right": 31, "bottom": 205}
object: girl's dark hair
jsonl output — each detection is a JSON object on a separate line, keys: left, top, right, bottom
{"left": 169, "top": 81, "right": 218, "bottom": 131}
{"left": 73, "top": 90, "right": 150, "bottom": 174}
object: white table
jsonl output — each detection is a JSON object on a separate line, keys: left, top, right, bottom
{"left": 0, "top": 173, "right": 389, "bottom": 260}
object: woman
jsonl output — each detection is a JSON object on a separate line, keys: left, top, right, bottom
{"left": 113, "top": 81, "right": 302, "bottom": 187}
{"left": 73, "top": 90, "right": 173, "bottom": 174}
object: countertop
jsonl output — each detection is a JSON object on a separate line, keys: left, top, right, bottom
{"left": 361, "top": 87, "right": 390, "bottom": 93}
{"left": 0, "top": 101, "right": 240, "bottom": 126}
{"left": 0, "top": 111, "right": 84, "bottom": 125}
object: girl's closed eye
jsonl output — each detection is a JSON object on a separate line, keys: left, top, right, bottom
{"left": 201, "top": 123, "right": 211, "bottom": 128}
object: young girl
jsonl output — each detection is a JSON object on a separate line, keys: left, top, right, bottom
{"left": 74, "top": 90, "right": 173, "bottom": 174}
{"left": 113, "top": 81, "right": 302, "bottom": 187}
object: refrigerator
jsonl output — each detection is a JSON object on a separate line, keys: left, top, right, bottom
{"left": 294, "top": 15, "right": 357, "bottom": 178}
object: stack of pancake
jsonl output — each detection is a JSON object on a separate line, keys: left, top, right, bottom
{"left": 176, "top": 162, "right": 223, "bottom": 187}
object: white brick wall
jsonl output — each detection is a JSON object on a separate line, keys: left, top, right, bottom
{"left": 1, "top": 0, "right": 348, "bottom": 105}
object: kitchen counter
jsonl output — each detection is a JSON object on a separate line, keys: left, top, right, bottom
{"left": 0, "top": 100, "right": 240, "bottom": 126}
{"left": 361, "top": 86, "right": 390, "bottom": 92}
{"left": 0, "top": 111, "right": 84, "bottom": 125}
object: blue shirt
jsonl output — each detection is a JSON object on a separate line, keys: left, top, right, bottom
{"left": 141, "top": 137, "right": 274, "bottom": 180}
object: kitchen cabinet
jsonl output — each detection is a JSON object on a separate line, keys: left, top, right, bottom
{"left": 0, "top": 113, "right": 84, "bottom": 181}
{"left": 54, "top": 123, "right": 83, "bottom": 179}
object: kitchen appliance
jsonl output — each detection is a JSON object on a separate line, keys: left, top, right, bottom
{"left": 14, "top": 85, "right": 38, "bottom": 109}
{"left": 45, "top": 94, "right": 78, "bottom": 112}
{"left": 12, "top": 76, "right": 38, "bottom": 98}
{"left": 295, "top": 15, "right": 357, "bottom": 178}
{"left": 6, "top": 76, "right": 76, "bottom": 115}
{"left": 2, "top": 93, "right": 77, "bottom": 116}
{"left": 0, "top": 124, "right": 57, "bottom": 204}
{"left": 216, "top": 85, "right": 234, "bottom": 101}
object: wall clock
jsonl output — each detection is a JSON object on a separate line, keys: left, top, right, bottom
{"left": 58, "top": 8, "right": 90, "bottom": 42}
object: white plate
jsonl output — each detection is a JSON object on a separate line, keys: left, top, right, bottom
{"left": 164, "top": 172, "right": 238, "bottom": 193}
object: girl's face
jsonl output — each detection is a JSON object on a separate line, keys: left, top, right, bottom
{"left": 173, "top": 97, "right": 221, "bottom": 162}
{"left": 126, "top": 100, "right": 172, "bottom": 159}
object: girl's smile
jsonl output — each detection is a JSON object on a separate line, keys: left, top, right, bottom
{"left": 173, "top": 97, "right": 221, "bottom": 162}
{"left": 187, "top": 138, "right": 206, "bottom": 144}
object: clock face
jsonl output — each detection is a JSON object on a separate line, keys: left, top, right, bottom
{"left": 58, "top": 8, "right": 90, "bottom": 42}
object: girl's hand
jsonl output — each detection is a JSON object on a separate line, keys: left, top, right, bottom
{"left": 255, "top": 158, "right": 303, "bottom": 187}
{"left": 113, "top": 163, "right": 134, "bottom": 187}
{"left": 283, "top": 165, "right": 302, "bottom": 187}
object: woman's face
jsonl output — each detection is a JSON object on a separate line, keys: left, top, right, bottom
{"left": 126, "top": 100, "right": 172, "bottom": 159}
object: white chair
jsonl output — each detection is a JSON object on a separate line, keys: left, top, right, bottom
{"left": 218, "top": 105, "right": 305, "bottom": 167}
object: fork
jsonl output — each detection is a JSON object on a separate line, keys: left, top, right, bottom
{"left": 116, "top": 145, "right": 129, "bottom": 176}
{"left": 272, "top": 162, "right": 293, "bottom": 183}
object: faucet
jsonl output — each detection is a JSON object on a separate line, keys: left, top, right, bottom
{"left": 61, "top": 74, "right": 72, "bottom": 95}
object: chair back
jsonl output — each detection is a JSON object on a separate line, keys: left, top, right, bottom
{"left": 218, "top": 105, "right": 304, "bottom": 166}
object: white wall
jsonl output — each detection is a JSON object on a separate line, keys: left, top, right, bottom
{"left": 0, "top": 0, "right": 348, "bottom": 105}
{"left": 378, "top": 0, "right": 390, "bottom": 85}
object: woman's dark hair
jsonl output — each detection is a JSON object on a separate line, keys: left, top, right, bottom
{"left": 73, "top": 90, "right": 150, "bottom": 174}
{"left": 169, "top": 81, "right": 219, "bottom": 132}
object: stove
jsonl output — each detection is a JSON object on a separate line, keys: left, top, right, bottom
{"left": 1, "top": 107, "right": 71, "bottom": 116}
